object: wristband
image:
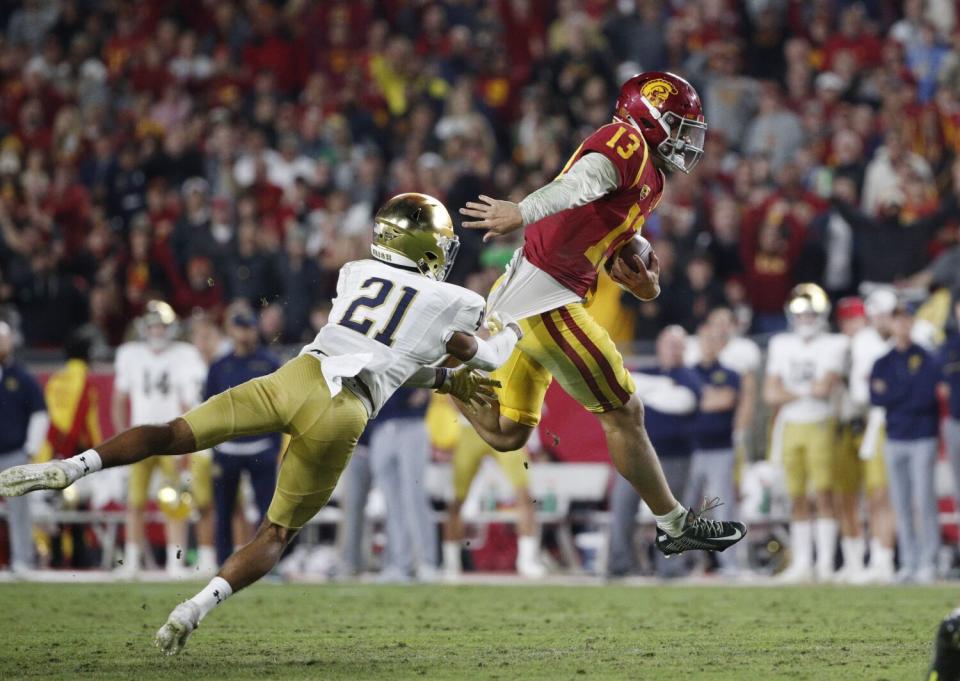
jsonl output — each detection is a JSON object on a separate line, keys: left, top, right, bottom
{"left": 434, "top": 367, "right": 452, "bottom": 390}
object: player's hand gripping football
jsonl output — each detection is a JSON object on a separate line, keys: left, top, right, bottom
{"left": 459, "top": 195, "right": 523, "bottom": 242}
{"left": 609, "top": 251, "right": 661, "bottom": 301}
{"left": 437, "top": 367, "right": 501, "bottom": 410}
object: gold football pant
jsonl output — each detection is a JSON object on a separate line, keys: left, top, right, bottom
{"left": 182, "top": 355, "right": 368, "bottom": 529}
{"left": 128, "top": 455, "right": 179, "bottom": 509}
{"left": 780, "top": 420, "right": 836, "bottom": 498}
{"left": 128, "top": 453, "right": 213, "bottom": 509}
{"left": 834, "top": 424, "right": 888, "bottom": 495}
{"left": 452, "top": 427, "right": 529, "bottom": 501}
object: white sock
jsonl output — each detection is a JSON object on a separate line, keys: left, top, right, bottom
{"left": 655, "top": 504, "right": 687, "bottom": 537}
{"left": 123, "top": 541, "right": 140, "bottom": 571}
{"left": 841, "top": 536, "right": 865, "bottom": 572}
{"left": 63, "top": 449, "right": 102, "bottom": 481}
{"left": 517, "top": 535, "right": 540, "bottom": 564}
{"left": 869, "top": 538, "right": 895, "bottom": 572}
{"left": 443, "top": 541, "right": 462, "bottom": 573}
{"left": 789, "top": 520, "right": 813, "bottom": 569}
{"left": 197, "top": 545, "right": 217, "bottom": 571}
{"left": 188, "top": 576, "right": 233, "bottom": 621}
{"left": 166, "top": 543, "right": 182, "bottom": 571}
{"left": 814, "top": 518, "right": 838, "bottom": 577}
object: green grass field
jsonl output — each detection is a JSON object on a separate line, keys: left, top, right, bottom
{"left": 0, "top": 582, "right": 954, "bottom": 680}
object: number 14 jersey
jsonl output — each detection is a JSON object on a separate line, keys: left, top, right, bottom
{"left": 301, "top": 259, "right": 485, "bottom": 417}
{"left": 523, "top": 122, "right": 666, "bottom": 298}
{"left": 114, "top": 341, "right": 207, "bottom": 426}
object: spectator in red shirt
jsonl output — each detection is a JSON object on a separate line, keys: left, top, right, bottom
{"left": 741, "top": 200, "right": 807, "bottom": 333}
{"left": 823, "top": 4, "right": 883, "bottom": 71}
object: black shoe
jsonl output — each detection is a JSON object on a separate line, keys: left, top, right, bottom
{"left": 930, "top": 610, "right": 960, "bottom": 681}
{"left": 655, "top": 498, "right": 747, "bottom": 556}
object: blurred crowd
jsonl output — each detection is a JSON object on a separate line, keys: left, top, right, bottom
{"left": 0, "top": 1, "right": 960, "bottom": 352}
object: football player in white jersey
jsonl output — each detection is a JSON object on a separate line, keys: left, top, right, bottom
{"left": 843, "top": 288, "right": 902, "bottom": 582}
{"left": 764, "top": 284, "right": 847, "bottom": 582}
{"left": 0, "top": 193, "right": 516, "bottom": 655}
{"left": 113, "top": 301, "right": 209, "bottom": 576}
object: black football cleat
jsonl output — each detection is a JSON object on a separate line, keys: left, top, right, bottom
{"left": 655, "top": 498, "right": 747, "bottom": 556}
{"left": 930, "top": 610, "right": 960, "bottom": 681}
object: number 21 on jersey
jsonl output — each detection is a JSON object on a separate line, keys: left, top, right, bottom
{"left": 339, "top": 277, "right": 419, "bottom": 347}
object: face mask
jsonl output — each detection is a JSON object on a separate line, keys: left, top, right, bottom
{"left": 796, "top": 321, "right": 820, "bottom": 339}
{"left": 147, "top": 335, "right": 170, "bottom": 350}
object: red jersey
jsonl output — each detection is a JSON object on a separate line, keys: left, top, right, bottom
{"left": 523, "top": 122, "right": 665, "bottom": 297}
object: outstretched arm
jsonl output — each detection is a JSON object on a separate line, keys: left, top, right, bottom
{"left": 459, "top": 153, "right": 620, "bottom": 241}
{"left": 445, "top": 321, "right": 522, "bottom": 372}
{"left": 404, "top": 364, "right": 501, "bottom": 409}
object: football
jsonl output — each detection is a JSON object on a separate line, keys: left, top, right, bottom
{"left": 605, "top": 234, "right": 653, "bottom": 274}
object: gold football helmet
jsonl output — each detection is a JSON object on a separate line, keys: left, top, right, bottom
{"left": 371, "top": 193, "right": 460, "bottom": 281}
{"left": 785, "top": 283, "right": 830, "bottom": 337}
{"left": 137, "top": 300, "right": 179, "bottom": 348}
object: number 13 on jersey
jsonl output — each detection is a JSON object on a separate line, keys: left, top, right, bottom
{"left": 606, "top": 126, "right": 641, "bottom": 159}
{"left": 338, "top": 277, "right": 419, "bottom": 347}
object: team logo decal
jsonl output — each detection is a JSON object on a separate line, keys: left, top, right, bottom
{"left": 640, "top": 79, "right": 678, "bottom": 107}
{"left": 909, "top": 354, "right": 923, "bottom": 373}
{"left": 4, "top": 377, "right": 17, "bottom": 391}
{"left": 711, "top": 370, "right": 727, "bottom": 384}
{"left": 638, "top": 184, "right": 651, "bottom": 200}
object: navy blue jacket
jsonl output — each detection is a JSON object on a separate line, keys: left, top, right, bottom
{"left": 691, "top": 361, "right": 740, "bottom": 451}
{"left": 637, "top": 366, "right": 702, "bottom": 458}
{"left": 204, "top": 348, "right": 282, "bottom": 449}
{"left": 0, "top": 361, "right": 46, "bottom": 453}
{"left": 942, "top": 332, "right": 960, "bottom": 419}
{"left": 870, "top": 343, "right": 942, "bottom": 440}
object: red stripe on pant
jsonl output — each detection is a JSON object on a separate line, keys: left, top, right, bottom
{"left": 540, "top": 310, "right": 613, "bottom": 411}
{"left": 557, "top": 307, "right": 632, "bottom": 406}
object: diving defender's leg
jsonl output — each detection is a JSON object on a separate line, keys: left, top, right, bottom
{"left": 155, "top": 520, "right": 298, "bottom": 655}
{"left": 0, "top": 419, "right": 197, "bottom": 496}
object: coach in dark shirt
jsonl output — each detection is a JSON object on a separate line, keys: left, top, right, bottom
{"left": 205, "top": 308, "right": 282, "bottom": 565}
{"left": 0, "top": 321, "right": 47, "bottom": 572}
{"left": 870, "top": 301, "right": 942, "bottom": 583}
{"left": 685, "top": 322, "right": 741, "bottom": 573}
{"left": 942, "top": 301, "right": 960, "bottom": 563}
{"left": 608, "top": 326, "right": 702, "bottom": 577}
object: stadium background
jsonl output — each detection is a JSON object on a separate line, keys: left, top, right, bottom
{"left": 2, "top": 0, "right": 960, "bottom": 570}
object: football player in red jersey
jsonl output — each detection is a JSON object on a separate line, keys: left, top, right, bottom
{"left": 459, "top": 71, "right": 745, "bottom": 555}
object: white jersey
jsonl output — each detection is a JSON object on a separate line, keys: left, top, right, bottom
{"left": 766, "top": 332, "right": 847, "bottom": 423}
{"left": 301, "top": 259, "right": 486, "bottom": 418}
{"left": 114, "top": 341, "right": 207, "bottom": 425}
{"left": 848, "top": 326, "right": 890, "bottom": 412}
{"left": 685, "top": 335, "right": 761, "bottom": 375}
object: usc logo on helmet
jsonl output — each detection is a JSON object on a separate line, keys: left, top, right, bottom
{"left": 640, "top": 79, "right": 679, "bottom": 107}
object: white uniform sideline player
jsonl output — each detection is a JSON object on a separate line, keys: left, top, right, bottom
{"left": 113, "top": 301, "right": 208, "bottom": 576}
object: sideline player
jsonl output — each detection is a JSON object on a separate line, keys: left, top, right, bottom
{"left": 833, "top": 295, "right": 898, "bottom": 582}
{"left": 426, "top": 394, "right": 545, "bottom": 579}
{"left": 458, "top": 71, "right": 745, "bottom": 553}
{"left": 764, "top": 284, "right": 847, "bottom": 582}
{"left": 112, "top": 301, "right": 209, "bottom": 576}
{"left": 0, "top": 194, "right": 514, "bottom": 654}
